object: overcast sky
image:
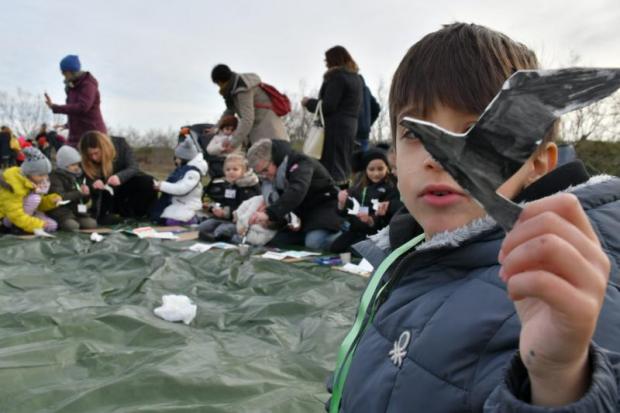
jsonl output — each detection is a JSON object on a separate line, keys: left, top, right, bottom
{"left": 2, "top": 0, "right": 619, "bottom": 133}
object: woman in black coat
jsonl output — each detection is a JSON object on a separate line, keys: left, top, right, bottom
{"left": 79, "top": 131, "right": 157, "bottom": 224}
{"left": 303, "top": 46, "right": 363, "bottom": 187}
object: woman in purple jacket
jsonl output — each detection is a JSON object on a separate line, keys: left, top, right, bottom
{"left": 45, "top": 55, "right": 107, "bottom": 148}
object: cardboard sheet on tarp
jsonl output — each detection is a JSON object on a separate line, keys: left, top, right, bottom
{"left": 0, "top": 232, "right": 366, "bottom": 412}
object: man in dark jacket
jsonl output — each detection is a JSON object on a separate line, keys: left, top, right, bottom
{"left": 247, "top": 139, "right": 342, "bottom": 250}
{"left": 45, "top": 55, "right": 107, "bottom": 147}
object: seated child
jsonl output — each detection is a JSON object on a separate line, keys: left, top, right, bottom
{"left": 329, "top": 22, "right": 620, "bottom": 412}
{"left": 234, "top": 195, "right": 277, "bottom": 246}
{"left": 48, "top": 146, "right": 97, "bottom": 231}
{"left": 198, "top": 153, "right": 260, "bottom": 243}
{"left": 0, "top": 147, "right": 60, "bottom": 235}
{"left": 152, "top": 138, "right": 208, "bottom": 226}
{"left": 206, "top": 115, "right": 238, "bottom": 156}
{"left": 330, "top": 147, "right": 399, "bottom": 253}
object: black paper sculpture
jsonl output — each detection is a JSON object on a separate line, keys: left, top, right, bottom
{"left": 400, "top": 68, "right": 620, "bottom": 231}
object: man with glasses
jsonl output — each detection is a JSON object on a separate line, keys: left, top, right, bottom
{"left": 247, "top": 139, "right": 343, "bottom": 250}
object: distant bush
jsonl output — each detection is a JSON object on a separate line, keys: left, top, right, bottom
{"left": 574, "top": 140, "right": 620, "bottom": 176}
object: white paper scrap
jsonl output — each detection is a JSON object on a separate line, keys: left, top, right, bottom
{"left": 153, "top": 294, "right": 197, "bottom": 325}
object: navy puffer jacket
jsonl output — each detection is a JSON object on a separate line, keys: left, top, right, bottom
{"left": 337, "top": 167, "right": 620, "bottom": 412}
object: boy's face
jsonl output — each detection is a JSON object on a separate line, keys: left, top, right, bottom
{"left": 66, "top": 163, "right": 81, "bottom": 174}
{"left": 221, "top": 126, "right": 235, "bottom": 136}
{"left": 366, "top": 159, "right": 388, "bottom": 184}
{"left": 395, "top": 103, "right": 548, "bottom": 237}
{"left": 224, "top": 161, "right": 245, "bottom": 183}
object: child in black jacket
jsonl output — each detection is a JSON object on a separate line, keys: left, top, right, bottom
{"left": 330, "top": 147, "right": 399, "bottom": 253}
{"left": 198, "top": 153, "right": 260, "bottom": 243}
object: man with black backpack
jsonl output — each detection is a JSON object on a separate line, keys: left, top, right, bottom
{"left": 211, "top": 64, "right": 290, "bottom": 152}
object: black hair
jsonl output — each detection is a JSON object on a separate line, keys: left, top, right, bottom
{"left": 211, "top": 64, "right": 232, "bottom": 83}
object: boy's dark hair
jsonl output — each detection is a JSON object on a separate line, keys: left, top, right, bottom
{"left": 389, "top": 23, "right": 558, "bottom": 145}
{"left": 211, "top": 64, "right": 232, "bottom": 84}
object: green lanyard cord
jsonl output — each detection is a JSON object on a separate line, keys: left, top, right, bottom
{"left": 361, "top": 187, "right": 368, "bottom": 206}
{"left": 329, "top": 233, "right": 425, "bottom": 412}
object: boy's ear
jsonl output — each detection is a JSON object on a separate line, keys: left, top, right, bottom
{"left": 527, "top": 142, "right": 558, "bottom": 185}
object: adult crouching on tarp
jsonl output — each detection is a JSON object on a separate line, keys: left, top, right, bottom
{"left": 247, "top": 139, "right": 342, "bottom": 251}
{"left": 210, "top": 64, "right": 289, "bottom": 152}
{"left": 45, "top": 55, "right": 107, "bottom": 148}
{"left": 79, "top": 131, "right": 157, "bottom": 225}
{"left": 302, "top": 46, "right": 363, "bottom": 187}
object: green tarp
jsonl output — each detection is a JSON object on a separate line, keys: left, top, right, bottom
{"left": 0, "top": 233, "right": 366, "bottom": 412}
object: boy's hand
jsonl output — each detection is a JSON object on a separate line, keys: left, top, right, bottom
{"left": 211, "top": 207, "right": 225, "bottom": 218}
{"left": 80, "top": 185, "right": 90, "bottom": 196}
{"left": 499, "top": 193, "right": 609, "bottom": 406}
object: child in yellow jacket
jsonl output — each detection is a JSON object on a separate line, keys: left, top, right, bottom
{"left": 0, "top": 147, "right": 61, "bottom": 235}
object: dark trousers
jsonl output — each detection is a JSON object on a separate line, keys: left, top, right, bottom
{"left": 329, "top": 230, "right": 367, "bottom": 253}
{"left": 94, "top": 175, "right": 157, "bottom": 220}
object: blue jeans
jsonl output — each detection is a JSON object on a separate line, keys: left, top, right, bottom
{"left": 270, "top": 229, "right": 340, "bottom": 251}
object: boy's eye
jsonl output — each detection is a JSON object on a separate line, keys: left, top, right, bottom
{"left": 400, "top": 129, "right": 419, "bottom": 140}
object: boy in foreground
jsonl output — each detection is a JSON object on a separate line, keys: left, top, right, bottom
{"left": 330, "top": 22, "right": 620, "bottom": 412}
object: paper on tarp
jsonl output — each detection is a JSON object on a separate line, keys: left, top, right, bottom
{"left": 188, "top": 242, "right": 237, "bottom": 253}
{"left": 153, "top": 294, "right": 197, "bottom": 325}
{"left": 90, "top": 232, "right": 104, "bottom": 242}
{"left": 131, "top": 226, "right": 178, "bottom": 240}
{"left": 259, "top": 250, "right": 321, "bottom": 261}
{"left": 337, "top": 258, "right": 374, "bottom": 278}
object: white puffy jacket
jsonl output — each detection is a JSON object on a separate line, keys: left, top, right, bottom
{"left": 159, "top": 154, "right": 208, "bottom": 222}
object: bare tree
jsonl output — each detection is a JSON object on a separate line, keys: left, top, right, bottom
{"left": 282, "top": 80, "right": 317, "bottom": 143}
{"left": 370, "top": 78, "right": 390, "bottom": 144}
{"left": 561, "top": 91, "right": 620, "bottom": 142}
{"left": 0, "top": 88, "right": 62, "bottom": 136}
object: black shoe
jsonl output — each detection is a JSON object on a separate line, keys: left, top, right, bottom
{"left": 214, "top": 234, "right": 230, "bottom": 242}
{"left": 98, "top": 214, "right": 123, "bottom": 226}
{"left": 198, "top": 232, "right": 216, "bottom": 243}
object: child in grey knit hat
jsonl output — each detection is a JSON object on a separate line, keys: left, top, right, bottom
{"left": 151, "top": 138, "right": 208, "bottom": 225}
{"left": 0, "top": 147, "right": 60, "bottom": 235}
{"left": 48, "top": 146, "right": 97, "bottom": 231}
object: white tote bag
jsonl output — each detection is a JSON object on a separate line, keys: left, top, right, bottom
{"left": 303, "top": 101, "right": 325, "bottom": 159}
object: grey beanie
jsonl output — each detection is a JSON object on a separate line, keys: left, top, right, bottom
{"left": 21, "top": 147, "right": 52, "bottom": 175}
{"left": 175, "top": 138, "right": 199, "bottom": 161}
{"left": 56, "top": 145, "right": 82, "bottom": 170}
